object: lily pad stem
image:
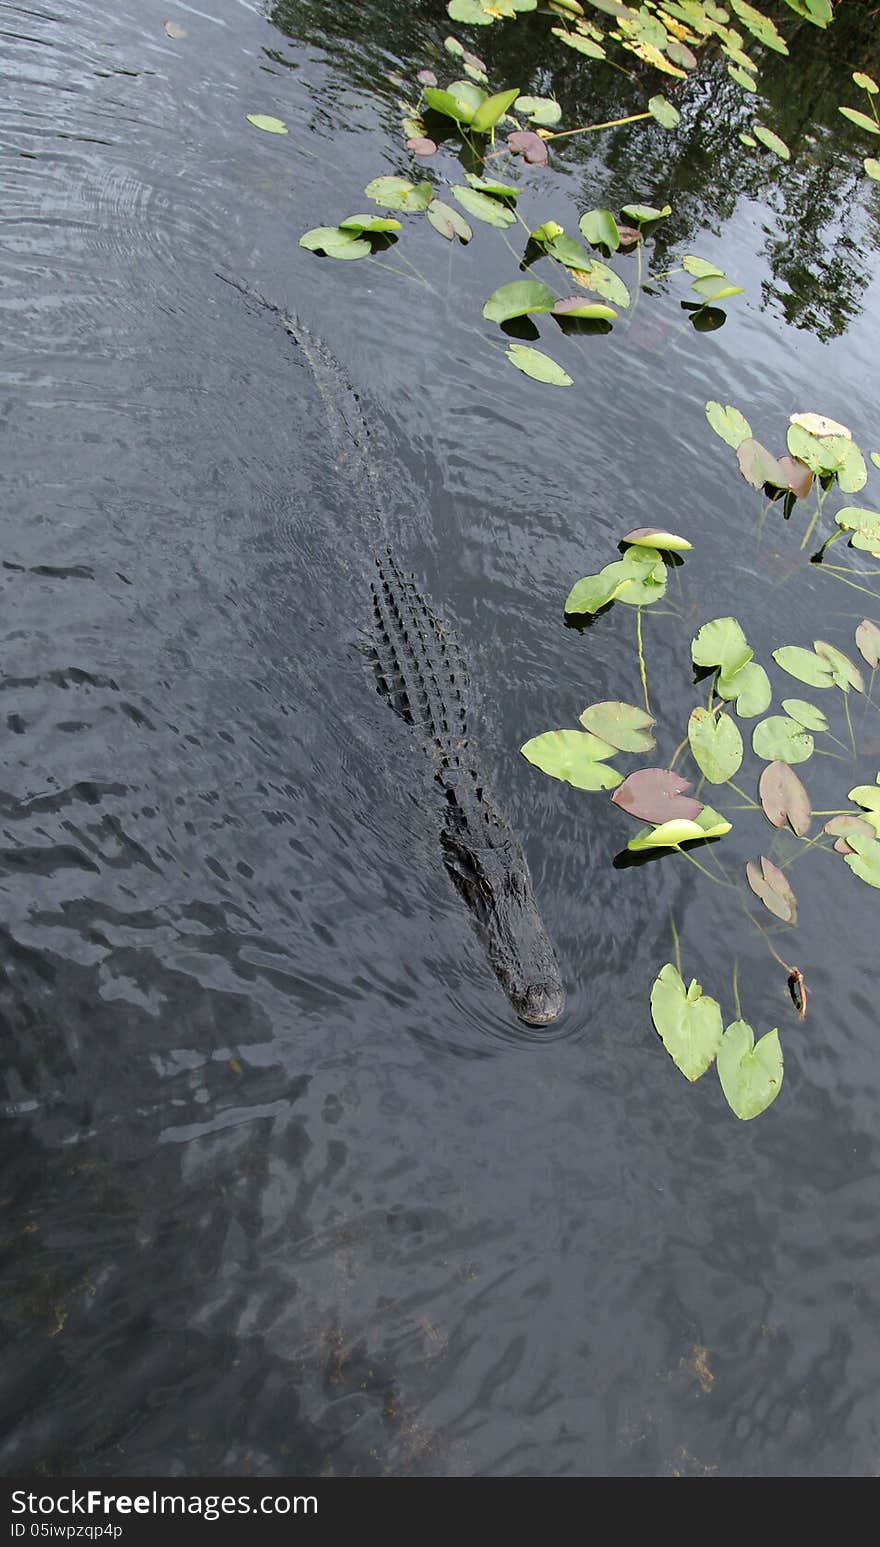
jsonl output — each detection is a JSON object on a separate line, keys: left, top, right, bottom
{"left": 636, "top": 607, "right": 650, "bottom": 714}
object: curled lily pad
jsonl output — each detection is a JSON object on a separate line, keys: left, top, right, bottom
{"left": 759, "top": 761, "right": 811, "bottom": 836}
{"left": 611, "top": 769, "right": 702, "bottom": 825}
{"left": 483, "top": 280, "right": 556, "bottom": 323}
{"left": 505, "top": 344, "right": 572, "bottom": 386}
{"left": 472, "top": 87, "right": 521, "bottom": 134}
{"left": 717, "top": 1021, "right": 784, "bottom": 1121}
{"left": 688, "top": 708, "right": 743, "bottom": 784}
{"left": 578, "top": 701, "right": 655, "bottom": 752}
{"left": 246, "top": 113, "right": 289, "bottom": 134}
{"left": 781, "top": 699, "right": 828, "bottom": 734}
{"left": 692, "top": 277, "right": 745, "bottom": 302}
{"left": 790, "top": 412, "right": 851, "bottom": 438}
{"left": 746, "top": 856, "right": 797, "bottom": 924}
{"left": 854, "top": 72, "right": 879, "bottom": 93}
{"left": 426, "top": 199, "right": 472, "bottom": 242}
{"left": 579, "top": 209, "right": 620, "bottom": 251}
{"left": 691, "top": 616, "right": 752, "bottom": 678}
{"left": 553, "top": 297, "right": 617, "bottom": 321}
{"left": 772, "top": 646, "right": 834, "bottom": 688}
{"left": 705, "top": 401, "right": 752, "bottom": 449}
{"left": 339, "top": 213, "right": 403, "bottom": 234}
{"left": 737, "top": 439, "right": 788, "bottom": 490}
{"left": 813, "top": 640, "right": 864, "bottom": 694}
{"left": 465, "top": 173, "right": 520, "bottom": 199}
{"left": 507, "top": 129, "right": 549, "bottom": 165}
{"left": 855, "top": 619, "right": 880, "bottom": 668}
{"left": 775, "top": 457, "right": 814, "bottom": 500}
{"left": 627, "top": 806, "right": 731, "bottom": 852}
{"left": 650, "top": 963, "right": 723, "bottom": 1082}
{"left": 716, "top": 661, "right": 771, "bottom": 718}
{"left": 565, "top": 546, "right": 666, "bottom": 614}
{"left": 752, "top": 716, "right": 814, "bottom": 765}
{"left": 843, "top": 833, "right": 880, "bottom": 888}
{"left": 520, "top": 728, "right": 621, "bottom": 790}
{"left": 621, "top": 527, "right": 691, "bottom": 552}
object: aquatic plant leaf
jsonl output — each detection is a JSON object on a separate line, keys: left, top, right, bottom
{"left": 465, "top": 173, "right": 520, "bottom": 198}
{"left": 759, "top": 761, "right": 811, "bottom": 836}
{"left": 424, "top": 82, "right": 482, "bottom": 123}
{"left": 579, "top": 209, "right": 620, "bottom": 250}
{"left": 838, "top": 106, "right": 880, "bottom": 135}
{"left": 790, "top": 412, "right": 851, "bottom": 439}
{"left": 781, "top": 0, "right": 831, "bottom": 24}
{"left": 855, "top": 619, "right": 880, "bottom": 669}
{"left": 848, "top": 779, "right": 880, "bottom": 815}
{"left": 611, "top": 769, "right": 702, "bottom": 824}
{"left": 730, "top": 1, "right": 788, "bottom": 54}
{"left": 246, "top": 114, "right": 289, "bottom": 134}
{"left": 564, "top": 257, "right": 630, "bottom": 307}
{"left": 339, "top": 213, "right": 403, "bottom": 234}
{"left": 772, "top": 646, "right": 834, "bottom": 688}
{"left": 691, "top": 277, "right": 745, "bottom": 302}
{"left": 507, "top": 130, "right": 549, "bottom": 165}
{"left": 447, "top": 0, "right": 495, "bottom": 24}
{"left": 613, "top": 544, "right": 668, "bottom": 606}
{"left": 417, "top": 69, "right": 438, "bottom": 86}
{"left": 825, "top": 814, "right": 876, "bottom": 852}
{"left": 728, "top": 64, "right": 757, "bottom": 91}
{"left": 299, "top": 226, "right": 371, "bottom": 259}
{"left": 649, "top": 95, "right": 681, "bottom": 128}
{"left": 780, "top": 699, "right": 828, "bottom": 734}
{"left": 365, "top": 176, "right": 433, "bottom": 211}
{"left": 775, "top": 457, "right": 814, "bottom": 499}
{"left": 837, "top": 442, "right": 868, "bottom": 494}
{"left": 739, "top": 132, "right": 757, "bottom": 147}
{"left": 483, "top": 280, "right": 557, "bottom": 322}
{"left": 813, "top": 640, "right": 864, "bottom": 694}
{"left": 866, "top": 159, "right": 880, "bottom": 181}
{"left": 621, "top": 527, "right": 691, "bottom": 551}
{"left": 854, "top": 72, "right": 879, "bottom": 94}
{"left": 514, "top": 95, "right": 563, "bottom": 125}
{"left": 746, "top": 857, "right": 797, "bottom": 923}
{"left": 578, "top": 701, "right": 655, "bottom": 753}
{"left": 520, "top": 729, "right": 621, "bottom": 790}
{"left": 736, "top": 440, "right": 789, "bottom": 490}
{"left": 451, "top": 186, "right": 517, "bottom": 226}
{"left": 628, "top": 807, "right": 731, "bottom": 852}
{"left": 717, "top": 1021, "right": 783, "bottom": 1121}
{"left": 834, "top": 506, "right": 880, "bottom": 555}
{"left": 546, "top": 232, "right": 594, "bottom": 269}
{"left": 551, "top": 27, "right": 607, "bottom": 57}
{"left": 691, "top": 616, "right": 752, "bottom": 678}
{"left": 753, "top": 125, "right": 790, "bottom": 159}
{"left": 472, "top": 88, "right": 521, "bottom": 133}
{"left": 705, "top": 401, "right": 752, "bottom": 449}
{"left": 565, "top": 567, "right": 629, "bottom": 615}
{"left": 406, "top": 136, "right": 437, "bottom": 156}
{"left": 688, "top": 708, "right": 743, "bottom": 783}
{"left": 531, "top": 220, "right": 565, "bottom": 245}
{"left": 426, "top": 199, "right": 472, "bottom": 242}
{"left": 553, "top": 298, "right": 617, "bottom": 320}
{"left": 650, "top": 964, "right": 723, "bottom": 1082}
{"left": 716, "top": 660, "right": 771, "bottom": 718}
{"left": 620, "top": 203, "right": 672, "bottom": 224}
{"left": 505, "top": 344, "right": 572, "bottom": 386}
{"left": 752, "top": 716, "right": 814, "bottom": 765}
{"left": 873, "top": 453, "right": 880, "bottom": 470}
{"left": 682, "top": 255, "right": 724, "bottom": 278}
{"left": 844, "top": 833, "right": 880, "bottom": 889}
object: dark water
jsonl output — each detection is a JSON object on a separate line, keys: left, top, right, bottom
{"left": 2, "top": 0, "right": 880, "bottom": 1476}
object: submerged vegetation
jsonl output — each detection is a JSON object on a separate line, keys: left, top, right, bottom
{"left": 258, "top": 1, "right": 880, "bottom": 1115}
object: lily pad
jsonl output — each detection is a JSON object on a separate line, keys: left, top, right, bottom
{"left": 621, "top": 527, "right": 692, "bottom": 552}
{"left": 737, "top": 439, "right": 788, "bottom": 490}
{"left": 716, "top": 661, "right": 771, "bottom": 718}
{"left": 772, "top": 646, "right": 834, "bottom": 689}
{"left": 578, "top": 700, "right": 655, "bottom": 752}
{"left": 813, "top": 639, "right": 864, "bottom": 694}
{"left": 731, "top": 0, "right": 788, "bottom": 54}
{"left": 649, "top": 95, "right": 681, "bottom": 128}
{"left": 688, "top": 707, "right": 743, "bottom": 783}
{"left": 650, "top": 963, "right": 723, "bottom": 1082}
{"left": 465, "top": 173, "right": 520, "bottom": 199}
{"left": 483, "top": 280, "right": 557, "bottom": 323}
{"left": 691, "top": 277, "right": 745, "bottom": 302}
{"left": 339, "top": 213, "right": 403, "bottom": 234}
{"left": 847, "top": 779, "right": 880, "bottom": 815}
{"left": 683, "top": 256, "right": 724, "bottom": 279}
{"left": 552, "top": 297, "right": 618, "bottom": 320}
{"left": 451, "top": 186, "right": 516, "bottom": 227}
{"left": 854, "top": 72, "right": 879, "bottom": 93}
{"left": 691, "top": 616, "right": 752, "bottom": 678}
{"left": 758, "top": 761, "right": 811, "bottom": 836}
{"left": 627, "top": 806, "right": 731, "bottom": 852}
{"left": 866, "top": 158, "right": 880, "bottom": 181}
{"left": 746, "top": 856, "right": 797, "bottom": 924}
{"left": 505, "top": 344, "right": 572, "bottom": 386}
{"left": 246, "top": 113, "right": 289, "bottom": 134}
{"left": 365, "top": 176, "right": 433, "bottom": 211}
{"left": 752, "top": 716, "right": 814, "bottom": 765}
{"left": 507, "top": 129, "right": 549, "bottom": 165}
{"left": 780, "top": 699, "right": 828, "bottom": 734}
{"left": 472, "top": 87, "right": 521, "bottom": 133}
{"left": 834, "top": 506, "right": 880, "bottom": 556}
{"left": 705, "top": 401, "right": 752, "bottom": 449}
{"left": 406, "top": 136, "right": 437, "bottom": 156}
{"left": 790, "top": 412, "right": 851, "bottom": 438}
{"left": 579, "top": 209, "right": 620, "bottom": 250}
{"left": 838, "top": 106, "right": 880, "bottom": 135}
{"left": 728, "top": 64, "right": 757, "bottom": 90}
{"left": 620, "top": 203, "right": 672, "bottom": 225}
{"left": 551, "top": 27, "right": 607, "bottom": 58}
{"left": 514, "top": 95, "right": 562, "bottom": 126}
{"left": 566, "top": 258, "right": 630, "bottom": 308}
{"left": 299, "top": 226, "right": 371, "bottom": 260}
{"left": 520, "top": 728, "right": 621, "bottom": 790}
{"left": 753, "top": 125, "right": 790, "bottom": 160}
{"left": 426, "top": 199, "right": 473, "bottom": 242}
{"left": 843, "top": 833, "right": 880, "bottom": 889}
{"left": 611, "top": 769, "right": 703, "bottom": 825}
{"left": 717, "top": 1020, "right": 784, "bottom": 1121}
{"left": 855, "top": 619, "right": 880, "bottom": 669}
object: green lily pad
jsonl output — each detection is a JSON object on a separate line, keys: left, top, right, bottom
{"left": 787, "top": 422, "right": 849, "bottom": 474}
{"left": 566, "top": 258, "right": 630, "bottom": 308}
{"left": 299, "top": 226, "right": 371, "bottom": 260}
{"left": 730, "top": 0, "right": 788, "bottom": 53}
{"left": 364, "top": 176, "right": 433, "bottom": 211}
{"left": 772, "top": 646, "right": 834, "bottom": 689}
{"left": 426, "top": 199, "right": 473, "bottom": 242}
{"left": 688, "top": 707, "right": 744, "bottom": 783}
{"left": 837, "top": 442, "right": 868, "bottom": 494}
{"left": 514, "top": 95, "right": 562, "bottom": 126}
{"left": 620, "top": 203, "right": 672, "bottom": 225}
{"left": 683, "top": 256, "right": 725, "bottom": 279}
{"left": 838, "top": 106, "right": 880, "bottom": 135}
{"left": 627, "top": 806, "right": 731, "bottom": 852}
{"left": 452, "top": 185, "right": 516, "bottom": 227}
{"left": 716, "top": 661, "right": 772, "bottom": 718}
{"left": 754, "top": 125, "right": 790, "bottom": 160}
{"left": 844, "top": 833, "right": 880, "bottom": 888}
{"left": 506, "top": 344, "right": 573, "bottom": 386}
{"left": 854, "top": 72, "right": 879, "bottom": 93}
{"left": 520, "top": 728, "right": 621, "bottom": 790}
{"left": 621, "top": 527, "right": 692, "bottom": 552}
{"left": 835, "top": 506, "right": 880, "bottom": 555}
{"left": 246, "top": 113, "right": 289, "bottom": 134}
{"left": 339, "top": 213, "right": 403, "bottom": 234}
{"left": 691, "top": 616, "right": 752, "bottom": 678}
{"left": 752, "top": 716, "right": 814, "bottom": 765}
{"left": 472, "top": 87, "right": 521, "bottom": 133}
{"left": 613, "top": 545, "right": 668, "bottom": 607}
{"left": 865, "top": 159, "right": 880, "bottom": 181}
{"left": 780, "top": 699, "right": 828, "bottom": 734}
{"left": 728, "top": 64, "right": 757, "bottom": 90}
{"left": 552, "top": 297, "right": 618, "bottom": 321}
{"left": 813, "top": 639, "right": 865, "bottom": 694}
{"left": 578, "top": 700, "right": 655, "bottom": 753}
{"left": 483, "top": 280, "right": 557, "bottom": 323}
{"left": 705, "top": 401, "right": 752, "bottom": 449}
{"left": 648, "top": 95, "right": 681, "bottom": 128}
{"left": 717, "top": 1021, "right": 784, "bottom": 1121}
{"left": 465, "top": 173, "right": 520, "bottom": 200}
{"left": 551, "top": 27, "right": 607, "bottom": 58}
{"left": 579, "top": 209, "right": 620, "bottom": 250}
{"left": 650, "top": 963, "right": 723, "bottom": 1082}
{"left": 847, "top": 778, "right": 880, "bottom": 815}
{"left": 691, "top": 277, "right": 745, "bottom": 302}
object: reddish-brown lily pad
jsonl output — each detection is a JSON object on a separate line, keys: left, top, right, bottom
{"left": 758, "top": 761, "right": 812, "bottom": 837}
{"left": 746, "top": 856, "right": 797, "bottom": 924}
{"left": 775, "top": 456, "right": 814, "bottom": 500}
{"left": 611, "top": 768, "right": 703, "bottom": 825}
{"left": 507, "top": 130, "right": 549, "bottom": 166}
{"left": 406, "top": 136, "right": 437, "bottom": 157}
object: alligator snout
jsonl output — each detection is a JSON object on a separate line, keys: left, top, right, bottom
{"left": 512, "top": 979, "right": 566, "bottom": 1028}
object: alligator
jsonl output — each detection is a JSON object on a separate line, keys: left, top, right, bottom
{"left": 223, "top": 277, "right": 565, "bottom": 1026}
